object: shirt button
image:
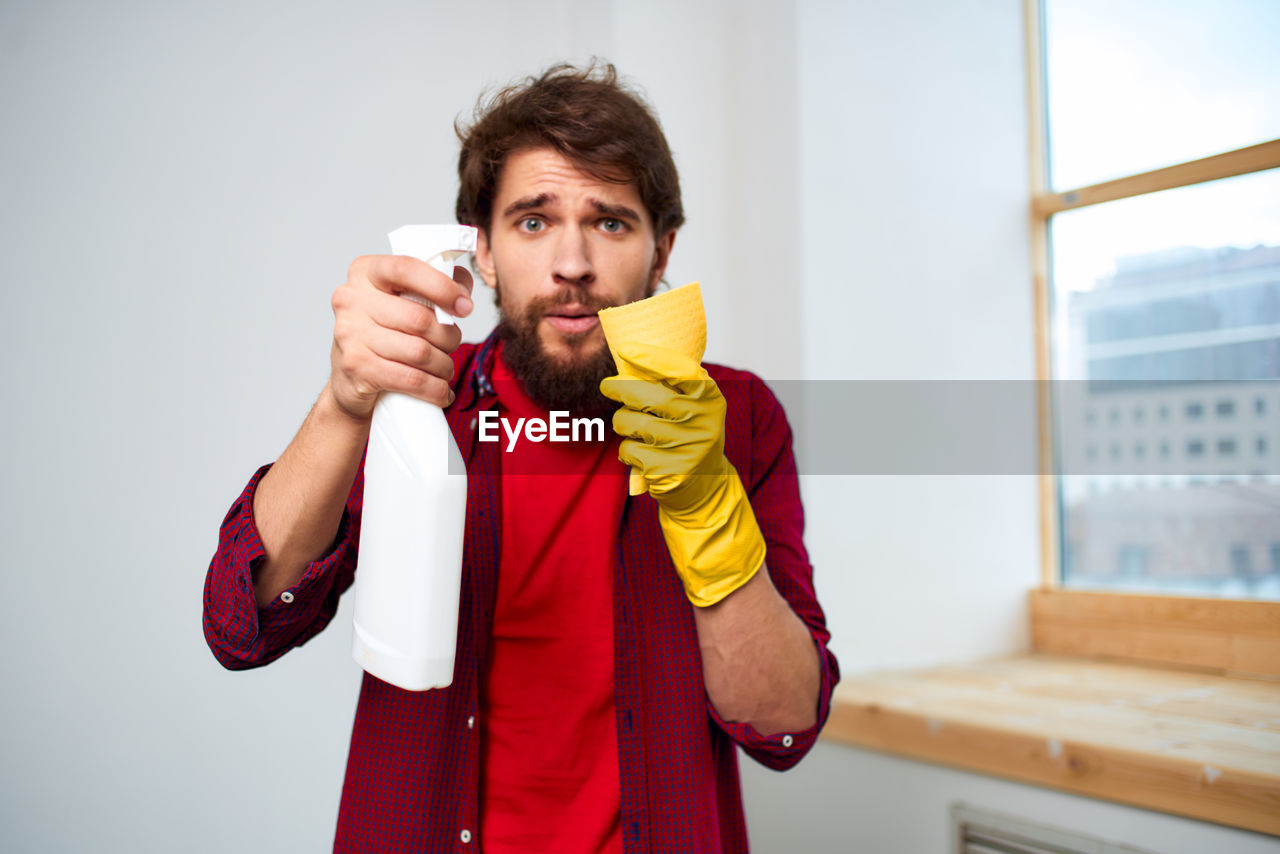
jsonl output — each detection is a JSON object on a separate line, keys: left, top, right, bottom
{"left": 280, "top": 591, "right": 295, "bottom": 604}
{"left": 460, "top": 829, "right": 472, "bottom": 844}
{"left": 468, "top": 416, "right": 478, "bottom": 431}
{"left": 467, "top": 715, "right": 475, "bottom": 729}
{"left": 781, "top": 734, "right": 794, "bottom": 748}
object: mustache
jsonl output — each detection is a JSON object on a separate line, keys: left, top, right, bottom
{"left": 524, "top": 286, "right": 618, "bottom": 318}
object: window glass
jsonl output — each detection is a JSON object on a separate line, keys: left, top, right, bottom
{"left": 1050, "top": 171, "right": 1280, "bottom": 599}
{"left": 1044, "top": 0, "right": 1280, "bottom": 190}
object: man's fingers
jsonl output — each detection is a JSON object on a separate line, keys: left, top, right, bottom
{"left": 612, "top": 408, "right": 687, "bottom": 447}
{"left": 616, "top": 438, "right": 645, "bottom": 472}
{"left": 362, "top": 288, "right": 464, "bottom": 352}
{"left": 352, "top": 254, "right": 475, "bottom": 318}
{"left": 329, "top": 256, "right": 467, "bottom": 417}
{"left": 349, "top": 344, "right": 454, "bottom": 407}
{"left": 363, "top": 324, "right": 456, "bottom": 385}
{"left": 600, "top": 375, "right": 682, "bottom": 416}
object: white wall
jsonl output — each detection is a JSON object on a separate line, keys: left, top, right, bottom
{"left": 794, "top": 0, "right": 1041, "bottom": 675}
{"left": 1, "top": 1, "right": 1269, "bottom": 852}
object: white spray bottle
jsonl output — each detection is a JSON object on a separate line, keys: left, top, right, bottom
{"left": 351, "top": 224, "right": 477, "bottom": 691}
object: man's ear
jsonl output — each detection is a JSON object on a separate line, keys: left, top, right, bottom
{"left": 474, "top": 228, "right": 498, "bottom": 289}
{"left": 647, "top": 229, "right": 677, "bottom": 296}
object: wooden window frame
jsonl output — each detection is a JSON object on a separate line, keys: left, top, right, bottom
{"left": 1025, "top": 0, "right": 1280, "bottom": 672}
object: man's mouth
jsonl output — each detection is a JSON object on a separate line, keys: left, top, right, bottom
{"left": 543, "top": 305, "right": 602, "bottom": 335}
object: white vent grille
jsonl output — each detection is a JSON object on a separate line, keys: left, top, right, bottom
{"left": 953, "top": 804, "right": 1162, "bottom": 854}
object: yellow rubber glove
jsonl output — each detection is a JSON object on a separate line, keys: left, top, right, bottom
{"left": 599, "top": 282, "right": 708, "bottom": 496}
{"left": 598, "top": 284, "right": 766, "bottom": 607}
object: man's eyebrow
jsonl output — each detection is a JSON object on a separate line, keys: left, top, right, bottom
{"left": 501, "top": 193, "right": 553, "bottom": 217}
{"left": 499, "top": 193, "right": 643, "bottom": 222}
{"left": 590, "top": 199, "right": 642, "bottom": 221}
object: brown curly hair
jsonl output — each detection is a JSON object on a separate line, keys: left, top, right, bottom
{"left": 454, "top": 60, "right": 684, "bottom": 237}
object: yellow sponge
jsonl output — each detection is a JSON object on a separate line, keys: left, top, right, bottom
{"left": 599, "top": 281, "right": 706, "bottom": 367}
{"left": 598, "top": 282, "right": 707, "bottom": 494}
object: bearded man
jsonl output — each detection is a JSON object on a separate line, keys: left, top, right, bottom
{"left": 203, "top": 62, "right": 838, "bottom": 854}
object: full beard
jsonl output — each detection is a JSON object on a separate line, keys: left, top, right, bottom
{"left": 494, "top": 283, "right": 622, "bottom": 419}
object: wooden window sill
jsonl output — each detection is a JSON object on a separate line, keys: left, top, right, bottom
{"left": 820, "top": 653, "right": 1280, "bottom": 836}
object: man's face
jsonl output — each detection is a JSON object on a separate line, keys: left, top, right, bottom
{"left": 474, "top": 147, "right": 675, "bottom": 412}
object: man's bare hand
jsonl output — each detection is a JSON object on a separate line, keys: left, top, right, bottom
{"left": 327, "top": 254, "right": 475, "bottom": 420}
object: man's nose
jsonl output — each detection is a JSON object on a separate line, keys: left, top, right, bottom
{"left": 551, "top": 227, "right": 595, "bottom": 286}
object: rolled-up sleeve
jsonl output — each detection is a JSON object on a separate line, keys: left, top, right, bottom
{"left": 706, "top": 633, "right": 837, "bottom": 770}
{"left": 202, "top": 463, "right": 361, "bottom": 670}
{"left": 709, "top": 370, "right": 841, "bottom": 770}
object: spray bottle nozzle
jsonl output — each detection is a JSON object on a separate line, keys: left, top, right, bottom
{"left": 387, "top": 224, "right": 480, "bottom": 325}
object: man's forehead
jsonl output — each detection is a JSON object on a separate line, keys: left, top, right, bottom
{"left": 495, "top": 148, "right": 643, "bottom": 207}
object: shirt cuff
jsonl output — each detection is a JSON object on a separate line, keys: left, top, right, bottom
{"left": 706, "top": 634, "right": 837, "bottom": 771}
{"left": 255, "top": 501, "right": 356, "bottom": 638}
{"left": 203, "top": 463, "right": 356, "bottom": 668}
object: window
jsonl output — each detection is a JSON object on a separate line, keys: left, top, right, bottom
{"left": 1229, "top": 545, "right": 1252, "bottom": 578}
{"left": 1035, "top": 0, "right": 1280, "bottom": 601}
{"left": 1117, "top": 545, "right": 1149, "bottom": 578}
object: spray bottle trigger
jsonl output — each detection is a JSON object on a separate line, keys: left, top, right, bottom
{"left": 426, "top": 249, "right": 472, "bottom": 326}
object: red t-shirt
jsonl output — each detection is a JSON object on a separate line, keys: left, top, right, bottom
{"left": 480, "top": 344, "right": 627, "bottom": 853}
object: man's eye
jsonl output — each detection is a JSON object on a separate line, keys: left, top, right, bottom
{"left": 601, "top": 219, "right": 623, "bottom": 233}
{"left": 520, "top": 218, "right": 543, "bottom": 232}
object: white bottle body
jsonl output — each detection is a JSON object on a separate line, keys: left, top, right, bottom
{"left": 351, "top": 224, "right": 476, "bottom": 691}
{"left": 353, "top": 393, "right": 467, "bottom": 690}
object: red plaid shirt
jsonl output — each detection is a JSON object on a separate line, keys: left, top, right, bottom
{"left": 203, "top": 333, "right": 839, "bottom": 853}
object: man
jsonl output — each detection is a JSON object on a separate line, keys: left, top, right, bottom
{"left": 204, "top": 62, "right": 838, "bottom": 853}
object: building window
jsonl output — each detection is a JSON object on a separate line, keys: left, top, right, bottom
{"left": 1039, "top": 1, "right": 1280, "bottom": 600}
{"left": 1117, "top": 545, "right": 1149, "bottom": 578}
{"left": 1229, "top": 545, "right": 1252, "bottom": 579}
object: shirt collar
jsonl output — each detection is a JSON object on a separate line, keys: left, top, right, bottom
{"left": 467, "top": 329, "right": 501, "bottom": 404}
